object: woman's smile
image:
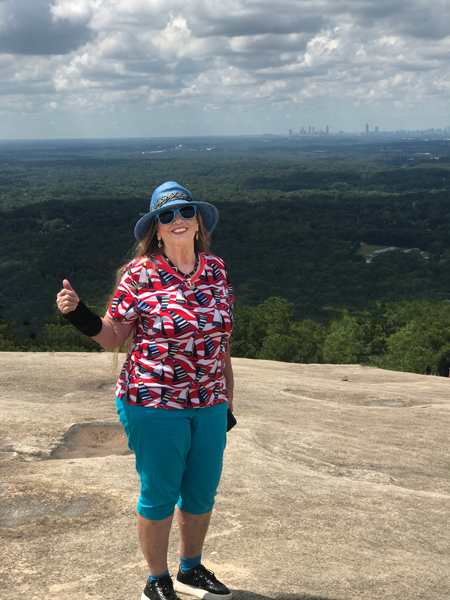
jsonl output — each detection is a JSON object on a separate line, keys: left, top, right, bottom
{"left": 159, "top": 212, "right": 198, "bottom": 246}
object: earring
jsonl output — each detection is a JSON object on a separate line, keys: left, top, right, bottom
{"left": 195, "top": 232, "right": 199, "bottom": 240}
{"left": 158, "top": 239, "right": 162, "bottom": 248}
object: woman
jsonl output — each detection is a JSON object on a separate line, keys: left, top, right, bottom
{"left": 56, "top": 181, "right": 234, "bottom": 600}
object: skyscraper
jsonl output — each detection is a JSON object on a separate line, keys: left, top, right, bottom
{"left": 365, "top": 123, "right": 369, "bottom": 135}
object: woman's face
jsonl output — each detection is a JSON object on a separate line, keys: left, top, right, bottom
{"left": 157, "top": 205, "right": 199, "bottom": 251}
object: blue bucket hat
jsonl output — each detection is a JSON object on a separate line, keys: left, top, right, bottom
{"left": 134, "top": 181, "right": 219, "bottom": 241}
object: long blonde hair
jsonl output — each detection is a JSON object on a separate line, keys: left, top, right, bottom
{"left": 108, "top": 212, "right": 211, "bottom": 361}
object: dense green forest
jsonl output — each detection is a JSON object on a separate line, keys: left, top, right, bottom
{"left": 2, "top": 135, "right": 450, "bottom": 372}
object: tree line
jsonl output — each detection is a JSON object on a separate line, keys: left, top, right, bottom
{"left": 2, "top": 297, "right": 450, "bottom": 376}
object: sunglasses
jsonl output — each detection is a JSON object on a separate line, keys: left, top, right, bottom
{"left": 157, "top": 205, "right": 197, "bottom": 225}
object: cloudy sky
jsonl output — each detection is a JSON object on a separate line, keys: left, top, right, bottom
{"left": 0, "top": 0, "right": 449, "bottom": 139}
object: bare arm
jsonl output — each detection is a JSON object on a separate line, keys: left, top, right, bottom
{"left": 223, "top": 346, "right": 234, "bottom": 412}
{"left": 92, "top": 315, "right": 134, "bottom": 350}
{"left": 56, "top": 279, "right": 134, "bottom": 350}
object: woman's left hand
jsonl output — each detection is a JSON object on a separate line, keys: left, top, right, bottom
{"left": 227, "top": 390, "right": 234, "bottom": 413}
{"left": 224, "top": 348, "right": 234, "bottom": 412}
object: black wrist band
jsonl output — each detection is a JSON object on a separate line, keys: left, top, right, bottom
{"left": 62, "top": 299, "right": 103, "bottom": 337}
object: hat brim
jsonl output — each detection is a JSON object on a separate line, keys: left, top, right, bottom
{"left": 134, "top": 199, "right": 219, "bottom": 241}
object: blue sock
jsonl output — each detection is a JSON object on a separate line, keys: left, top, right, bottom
{"left": 179, "top": 554, "right": 202, "bottom": 573}
{"left": 150, "top": 570, "right": 170, "bottom": 582}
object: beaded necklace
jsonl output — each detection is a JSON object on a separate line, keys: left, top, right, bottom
{"left": 163, "top": 252, "right": 199, "bottom": 290}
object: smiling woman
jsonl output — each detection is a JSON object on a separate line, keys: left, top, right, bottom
{"left": 56, "top": 180, "right": 235, "bottom": 600}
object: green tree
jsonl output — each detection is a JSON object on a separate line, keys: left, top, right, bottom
{"left": 0, "top": 318, "right": 31, "bottom": 350}
{"left": 291, "top": 319, "right": 326, "bottom": 363}
{"left": 229, "top": 305, "right": 258, "bottom": 358}
{"left": 322, "top": 309, "right": 386, "bottom": 364}
{"left": 257, "top": 334, "right": 299, "bottom": 362}
{"left": 230, "top": 297, "right": 296, "bottom": 359}
{"left": 378, "top": 300, "right": 450, "bottom": 373}
{"left": 231, "top": 298, "right": 326, "bottom": 363}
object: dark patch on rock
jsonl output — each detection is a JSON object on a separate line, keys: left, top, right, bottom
{"left": 48, "top": 422, "right": 132, "bottom": 460}
{"left": 366, "top": 399, "right": 405, "bottom": 407}
{"left": 0, "top": 495, "right": 93, "bottom": 528}
{"left": 98, "top": 382, "right": 117, "bottom": 392}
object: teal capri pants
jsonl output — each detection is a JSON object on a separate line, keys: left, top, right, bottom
{"left": 116, "top": 396, "right": 228, "bottom": 521}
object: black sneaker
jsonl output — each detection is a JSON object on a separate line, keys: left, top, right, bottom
{"left": 142, "top": 575, "right": 182, "bottom": 600}
{"left": 174, "top": 564, "right": 232, "bottom": 600}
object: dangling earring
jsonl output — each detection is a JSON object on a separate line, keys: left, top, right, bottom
{"left": 195, "top": 232, "right": 199, "bottom": 240}
{"left": 158, "top": 239, "right": 162, "bottom": 248}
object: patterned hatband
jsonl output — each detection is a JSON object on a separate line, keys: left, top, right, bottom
{"left": 153, "top": 193, "right": 191, "bottom": 210}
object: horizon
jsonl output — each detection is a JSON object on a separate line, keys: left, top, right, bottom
{"left": 1, "top": 129, "right": 450, "bottom": 144}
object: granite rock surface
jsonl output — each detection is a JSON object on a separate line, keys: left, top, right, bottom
{"left": 1, "top": 353, "right": 449, "bottom": 600}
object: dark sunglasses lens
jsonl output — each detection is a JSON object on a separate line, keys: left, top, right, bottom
{"left": 158, "top": 210, "right": 174, "bottom": 225}
{"left": 179, "top": 206, "right": 196, "bottom": 219}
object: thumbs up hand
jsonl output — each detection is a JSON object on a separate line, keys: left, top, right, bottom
{"left": 56, "top": 279, "right": 80, "bottom": 314}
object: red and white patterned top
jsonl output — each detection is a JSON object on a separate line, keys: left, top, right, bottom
{"left": 107, "top": 253, "right": 234, "bottom": 408}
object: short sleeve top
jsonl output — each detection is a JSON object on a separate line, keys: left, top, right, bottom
{"left": 107, "top": 253, "right": 234, "bottom": 408}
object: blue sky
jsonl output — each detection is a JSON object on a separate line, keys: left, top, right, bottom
{"left": 0, "top": 0, "right": 449, "bottom": 138}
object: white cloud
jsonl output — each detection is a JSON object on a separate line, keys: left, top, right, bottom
{"left": 50, "top": 0, "right": 97, "bottom": 25}
{"left": 0, "top": 0, "right": 449, "bottom": 134}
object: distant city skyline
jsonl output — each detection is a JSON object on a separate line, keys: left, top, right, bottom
{"left": 286, "top": 124, "right": 450, "bottom": 137}
{"left": 0, "top": 1, "right": 449, "bottom": 139}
